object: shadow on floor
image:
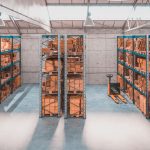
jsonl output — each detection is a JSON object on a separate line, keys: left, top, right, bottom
{"left": 27, "top": 117, "right": 60, "bottom": 150}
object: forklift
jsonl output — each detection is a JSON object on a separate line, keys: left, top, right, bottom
{"left": 106, "top": 74, "right": 127, "bottom": 104}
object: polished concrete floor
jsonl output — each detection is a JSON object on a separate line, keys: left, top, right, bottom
{"left": 0, "top": 84, "right": 150, "bottom": 150}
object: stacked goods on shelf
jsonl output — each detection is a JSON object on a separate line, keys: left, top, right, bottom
{"left": 41, "top": 35, "right": 61, "bottom": 117}
{"left": 65, "top": 35, "right": 85, "bottom": 118}
{"left": 118, "top": 64, "right": 123, "bottom": 75}
{"left": 125, "top": 53, "right": 133, "bottom": 67}
{"left": 124, "top": 37, "right": 133, "bottom": 50}
{"left": 117, "top": 35, "right": 150, "bottom": 118}
{"left": 117, "top": 75, "right": 123, "bottom": 89}
{"left": 124, "top": 68, "right": 133, "bottom": 83}
{"left": 0, "top": 36, "right": 21, "bottom": 103}
{"left": 136, "top": 58, "right": 150, "bottom": 72}
{"left": 41, "top": 34, "right": 86, "bottom": 118}
{"left": 117, "top": 37, "right": 124, "bottom": 49}
{"left": 1, "top": 84, "right": 11, "bottom": 102}
{"left": 134, "top": 37, "right": 146, "bottom": 52}
{"left": 1, "top": 54, "right": 11, "bottom": 66}
{"left": 13, "top": 75, "right": 21, "bottom": 91}
{"left": 126, "top": 84, "right": 133, "bottom": 100}
{"left": 1, "top": 39, "right": 12, "bottom": 51}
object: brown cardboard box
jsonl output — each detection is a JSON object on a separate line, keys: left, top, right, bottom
{"left": 69, "top": 96, "right": 84, "bottom": 117}
{"left": 117, "top": 75, "right": 123, "bottom": 89}
{"left": 67, "top": 78, "right": 83, "bottom": 92}
{"left": 42, "top": 76, "right": 58, "bottom": 93}
{"left": 42, "top": 95, "right": 58, "bottom": 115}
{"left": 139, "top": 95, "right": 146, "bottom": 115}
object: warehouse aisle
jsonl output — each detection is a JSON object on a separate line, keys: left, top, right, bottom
{"left": 0, "top": 84, "right": 150, "bottom": 150}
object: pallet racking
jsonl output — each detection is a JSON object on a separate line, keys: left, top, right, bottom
{"left": 0, "top": 36, "right": 21, "bottom": 103}
{"left": 117, "top": 35, "right": 150, "bottom": 118}
{"left": 40, "top": 34, "right": 86, "bottom": 118}
{"left": 40, "top": 35, "right": 64, "bottom": 117}
{"left": 64, "top": 35, "right": 86, "bottom": 118}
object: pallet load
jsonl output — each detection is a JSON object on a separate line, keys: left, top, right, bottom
{"left": 41, "top": 35, "right": 63, "bottom": 117}
{"left": 117, "top": 35, "right": 150, "bottom": 118}
{"left": 65, "top": 35, "right": 86, "bottom": 118}
{"left": 41, "top": 34, "right": 86, "bottom": 118}
{"left": 0, "top": 36, "right": 21, "bottom": 103}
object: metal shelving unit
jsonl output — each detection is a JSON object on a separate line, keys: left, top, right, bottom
{"left": 41, "top": 35, "right": 63, "bottom": 117}
{"left": 117, "top": 35, "right": 150, "bottom": 118}
{"left": 0, "top": 36, "right": 21, "bottom": 103}
{"left": 64, "top": 35, "right": 86, "bottom": 118}
{"left": 41, "top": 34, "right": 86, "bottom": 118}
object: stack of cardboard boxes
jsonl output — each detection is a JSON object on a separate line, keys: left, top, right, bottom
{"left": 118, "top": 64, "right": 123, "bottom": 75}
{"left": 124, "top": 38, "right": 133, "bottom": 50}
{"left": 134, "top": 38, "right": 146, "bottom": 52}
{"left": 67, "top": 78, "right": 83, "bottom": 92}
{"left": 67, "top": 57, "right": 83, "bottom": 73}
{"left": 125, "top": 53, "right": 133, "bottom": 66}
{"left": 1, "top": 39, "right": 12, "bottom": 51}
{"left": 1, "top": 84, "right": 11, "bottom": 102}
{"left": 42, "top": 36, "right": 60, "bottom": 116}
{"left": 135, "top": 58, "right": 146, "bottom": 72}
{"left": 135, "top": 75, "right": 147, "bottom": 92}
{"left": 1, "top": 54, "right": 11, "bottom": 67}
{"left": 42, "top": 76, "right": 58, "bottom": 94}
{"left": 67, "top": 36, "right": 85, "bottom": 117}
{"left": 134, "top": 90, "right": 147, "bottom": 115}
{"left": 13, "top": 76, "right": 21, "bottom": 91}
{"left": 118, "top": 37, "right": 123, "bottom": 49}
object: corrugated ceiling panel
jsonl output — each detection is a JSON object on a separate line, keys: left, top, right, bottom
{"left": 46, "top": 0, "right": 59, "bottom": 3}
{"left": 51, "top": 21, "right": 62, "bottom": 28}
{"left": 72, "top": 0, "right": 84, "bottom": 3}
{"left": 60, "top": 0, "right": 71, "bottom": 3}
{"left": 73, "top": 21, "right": 83, "bottom": 28}
{"left": 62, "top": 20, "right": 72, "bottom": 28}
{"left": 17, "top": 21, "right": 30, "bottom": 28}
{"left": 5, "top": 21, "right": 14, "bottom": 27}
{"left": 114, "top": 21, "right": 124, "bottom": 28}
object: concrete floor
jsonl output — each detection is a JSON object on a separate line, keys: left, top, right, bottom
{"left": 0, "top": 84, "right": 150, "bottom": 150}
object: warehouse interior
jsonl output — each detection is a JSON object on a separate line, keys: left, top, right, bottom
{"left": 0, "top": 0, "right": 150, "bottom": 150}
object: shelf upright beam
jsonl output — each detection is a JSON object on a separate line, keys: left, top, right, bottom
{"left": 58, "top": 34, "right": 61, "bottom": 117}
{"left": 132, "top": 36, "right": 135, "bottom": 103}
{"left": 64, "top": 35, "right": 68, "bottom": 119}
{"left": 11, "top": 37, "right": 13, "bottom": 93}
{"left": 146, "top": 35, "right": 149, "bottom": 118}
{"left": 39, "top": 36, "right": 43, "bottom": 118}
{"left": 0, "top": 36, "right": 1, "bottom": 104}
{"left": 83, "top": 34, "right": 86, "bottom": 119}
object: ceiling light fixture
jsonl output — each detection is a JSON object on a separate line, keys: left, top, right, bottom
{"left": 0, "top": 12, "right": 5, "bottom": 26}
{"left": 84, "top": 0, "right": 95, "bottom": 27}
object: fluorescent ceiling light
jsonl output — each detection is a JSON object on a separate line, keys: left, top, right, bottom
{"left": 84, "top": 14, "right": 95, "bottom": 26}
{"left": 84, "top": 1, "right": 95, "bottom": 27}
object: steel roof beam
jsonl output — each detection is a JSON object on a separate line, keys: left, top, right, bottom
{"left": 9, "top": 16, "right": 21, "bottom": 35}
{"left": 47, "top": 3, "right": 147, "bottom": 6}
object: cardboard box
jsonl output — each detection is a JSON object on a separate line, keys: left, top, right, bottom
{"left": 42, "top": 95, "right": 58, "bottom": 115}
{"left": 42, "top": 76, "right": 58, "bottom": 93}
{"left": 67, "top": 78, "right": 83, "bottom": 92}
{"left": 69, "top": 96, "right": 84, "bottom": 117}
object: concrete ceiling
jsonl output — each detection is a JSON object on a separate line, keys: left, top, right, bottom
{"left": 46, "top": 0, "right": 148, "bottom": 5}
{"left": 0, "top": 0, "right": 149, "bottom": 34}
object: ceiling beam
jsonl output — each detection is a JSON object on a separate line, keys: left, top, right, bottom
{"left": 47, "top": 3, "right": 147, "bottom": 6}
{"left": 9, "top": 16, "right": 21, "bottom": 35}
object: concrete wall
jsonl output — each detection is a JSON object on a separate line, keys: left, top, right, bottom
{"left": 21, "top": 35, "right": 40, "bottom": 83}
{"left": 21, "top": 28, "right": 150, "bottom": 84}
{"left": 21, "top": 29, "right": 122, "bottom": 84}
